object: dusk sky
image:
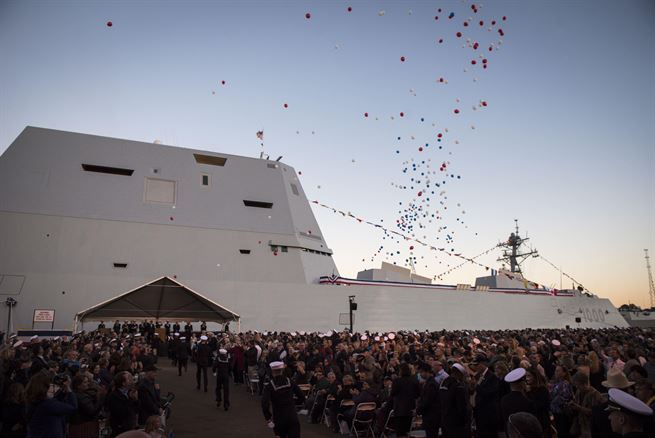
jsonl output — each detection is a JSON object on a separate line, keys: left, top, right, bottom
{"left": 1, "top": 1, "right": 653, "bottom": 308}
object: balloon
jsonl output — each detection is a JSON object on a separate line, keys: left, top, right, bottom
{"left": 283, "top": 103, "right": 288, "bottom": 108}
{"left": 438, "top": 38, "right": 444, "bottom": 43}
{"left": 400, "top": 56, "right": 406, "bottom": 62}
{"left": 378, "top": 10, "right": 385, "bottom": 16}
{"left": 454, "top": 109, "right": 460, "bottom": 114}
{"left": 106, "top": 21, "right": 113, "bottom": 27}
{"left": 456, "top": 32, "right": 462, "bottom": 38}
{"left": 364, "top": 112, "right": 368, "bottom": 117}
{"left": 471, "top": 60, "right": 477, "bottom": 65}
{"left": 347, "top": 6, "right": 352, "bottom": 12}
{"left": 400, "top": 112, "right": 404, "bottom": 117}
{"left": 305, "top": 12, "right": 311, "bottom": 19}
{"left": 448, "top": 12, "right": 455, "bottom": 19}
{"left": 221, "top": 80, "right": 226, "bottom": 85}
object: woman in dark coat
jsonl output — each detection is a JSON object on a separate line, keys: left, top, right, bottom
{"left": 391, "top": 363, "right": 420, "bottom": 437}
{"left": 25, "top": 372, "right": 77, "bottom": 438}
{"left": 525, "top": 367, "right": 552, "bottom": 438}
{"left": 1, "top": 382, "right": 27, "bottom": 438}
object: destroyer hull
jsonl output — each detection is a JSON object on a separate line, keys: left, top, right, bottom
{"left": 1, "top": 211, "right": 627, "bottom": 331}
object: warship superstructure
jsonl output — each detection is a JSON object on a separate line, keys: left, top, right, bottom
{"left": 0, "top": 127, "right": 629, "bottom": 332}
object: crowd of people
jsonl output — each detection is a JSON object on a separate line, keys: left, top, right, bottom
{"left": 0, "top": 321, "right": 169, "bottom": 438}
{"left": 0, "top": 322, "right": 654, "bottom": 438}
{"left": 186, "top": 326, "right": 654, "bottom": 438}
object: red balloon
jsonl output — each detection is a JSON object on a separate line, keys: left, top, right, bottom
{"left": 488, "top": 46, "right": 493, "bottom": 51}
{"left": 482, "top": 58, "right": 488, "bottom": 64}
{"left": 438, "top": 38, "right": 444, "bottom": 43}
{"left": 492, "top": 20, "right": 496, "bottom": 25}
{"left": 439, "top": 77, "right": 444, "bottom": 82}
{"left": 364, "top": 112, "right": 369, "bottom": 118}
{"left": 410, "top": 245, "right": 415, "bottom": 250}
{"left": 305, "top": 12, "right": 311, "bottom": 19}
{"left": 473, "top": 42, "right": 479, "bottom": 50}
{"left": 502, "top": 16, "right": 507, "bottom": 21}
{"left": 481, "top": 101, "right": 488, "bottom": 107}
{"left": 106, "top": 21, "right": 113, "bottom": 27}
{"left": 400, "top": 56, "right": 406, "bottom": 62}
{"left": 169, "top": 217, "right": 174, "bottom": 221}
{"left": 221, "top": 80, "right": 226, "bottom": 85}
{"left": 463, "top": 22, "right": 469, "bottom": 27}
{"left": 400, "top": 112, "right": 404, "bottom": 117}
{"left": 471, "top": 60, "right": 477, "bottom": 65}
{"left": 498, "top": 28, "right": 505, "bottom": 36}
{"left": 419, "top": 147, "right": 423, "bottom": 152}
{"left": 435, "top": 16, "right": 439, "bottom": 20}
{"left": 479, "top": 20, "right": 484, "bottom": 26}
{"left": 454, "top": 109, "right": 460, "bottom": 114}
{"left": 283, "top": 103, "right": 288, "bottom": 108}
{"left": 456, "top": 32, "right": 462, "bottom": 38}
{"left": 347, "top": 6, "right": 352, "bottom": 12}
{"left": 437, "top": 133, "right": 443, "bottom": 138}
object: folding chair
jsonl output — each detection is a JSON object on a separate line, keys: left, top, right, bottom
{"left": 323, "top": 395, "right": 336, "bottom": 428}
{"left": 350, "top": 402, "right": 376, "bottom": 438}
{"left": 381, "top": 409, "right": 396, "bottom": 438}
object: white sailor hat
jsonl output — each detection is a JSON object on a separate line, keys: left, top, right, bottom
{"left": 53, "top": 336, "right": 60, "bottom": 341}
{"left": 270, "top": 361, "right": 285, "bottom": 370}
{"left": 551, "top": 339, "right": 561, "bottom": 346}
{"left": 180, "top": 336, "right": 186, "bottom": 340}
{"left": 9, "top": 334, "right": 17, "bottom": 339}
{"left": 504, "top": 367, "right": 526, "bottom": 383}
{"left": 326, "top": 330, "right": 333, "bottom": 336}
{"left": 388, "top": 333, "right": 396, "bottom": 340}
{"left": 360, "top": 335, "right": 368, "bottom": 341}
{"left": 299, "top": 331, "right": 306, "bottom": 336}
{"left": 219, "top": 348, "right": 227, "bottom": 354}
{"left": 174, "top": 332, "right": 180, "bottom": 336}
{"left": 451, "top": 363, "right": 467, "bottom": 374}
{"left": 30, "top": 335, "right": 39, "bottom": 341}
{"left": 13, "top": 340, "right": 23, "bottom": 348}
{"left": 135, "top": 333, "right": 141, "bottom": 337}
{"left": 374, "top": 336, "right": 380, "bottom": 341}
{"left": 606, "top": 388, "right": 653, "bottom": 417}
{"left": 473, "top": 337, "right": 481, "bottom": 345}
{"left": 200, "top": 335, "right": 208, "bottom": 341}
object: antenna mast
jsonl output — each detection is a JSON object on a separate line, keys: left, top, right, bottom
{"left": 645, "top": 249, "right": 655, "bottom": 308}
{"left": 497, "top": 220, "right": 538, "bottom": 274}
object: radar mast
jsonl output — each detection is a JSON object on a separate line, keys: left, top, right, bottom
{"left": 497, "top": 220, "right": 538, "bottom": 274}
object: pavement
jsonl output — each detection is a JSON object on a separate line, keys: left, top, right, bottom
{"left": 156, "top": 362, "right": 336, "bottom": 438}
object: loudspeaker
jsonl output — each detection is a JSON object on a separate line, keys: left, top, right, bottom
{"left": 350, "top": 302, "right": 358, "bottom": 311}
{"left": 575, "top": 317, "right": 581, "bottom": 323}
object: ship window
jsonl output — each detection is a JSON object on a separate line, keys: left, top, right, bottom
{"left": 82, "top": 164, "right": 134, "bottom": 176}
{"left": 267, "top": 163, "right": 278, "bottom": 169}
{"left": 145, "top": 178, "right": 176, "bottom": 205}
{"left": 281, "top": 246, "right": 288, "bottom": 253}
{"left": 193, "top": 154, "right": 227, "bottom": 166}
{"left": 290, "top": 184, "right": 299, "bottom": 196}
{"left": 239, "top": 249, "right": 251, "bottom": 254}
{"left": 243, "top": 200, "right": 273, "bottom": 209}
{"left": 201, "top": 174, "right": 210, "bottom": 187}
{"left": 113, "top": 263, "right": 128, "bottom": 268}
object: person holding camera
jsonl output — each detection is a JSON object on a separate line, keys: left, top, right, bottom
{"left": 106, "top": 371, "right": 139, "bottom": 437}
{"left": 69, "top": 373, "right": 105, "bottom": 438}
{"left": 25, "top": 371, "right": 78, "bottom": 438}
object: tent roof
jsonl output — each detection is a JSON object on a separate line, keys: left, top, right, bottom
{"left": 75, "top": 276, "right": 239, "bottom": 323}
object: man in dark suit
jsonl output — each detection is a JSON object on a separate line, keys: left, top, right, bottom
{"left": 440, "top": 363, "right": 470, "bottom": 438}
{"left": 176, "top": 336, "right": 190, "bottom": 376}
{"left": 106, "top": 371, "right": 139, "bottom": 437}
{"left": 472, "top": 352, "right": 500, "bottom": 438}
{"left": 391, "top": 362, "right": 421, "bottom": 436}
{"left": 195, "top": 335, "right": 212, "bottom": 392}
{"left": 417, "top": 362, "right": 441, "bottom": 438}
{"left": 500, "top": 368, "right": 536, "bottom": 429}
{"left": 137, "top": 364, "right": 161, "bottom": 426}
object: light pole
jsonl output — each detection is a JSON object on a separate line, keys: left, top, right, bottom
{"left": 348, "top": 295, "right": 357, "bottom": 333}
{"left": 5, "top": 297, "right": 17, "bottom": 340}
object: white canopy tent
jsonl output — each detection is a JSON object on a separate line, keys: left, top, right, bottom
{"left": 74, "top": 276, "right": 240, "bottom": 331}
